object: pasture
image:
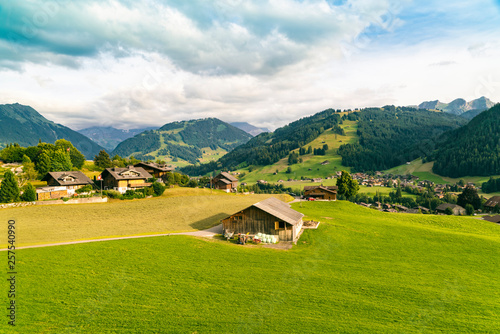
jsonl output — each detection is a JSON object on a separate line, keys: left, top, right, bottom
{"left": 5, "top": 201, "right": 500, "bottom": 333}
{"left": 0, "top": 188, "right": 290, "bottom": 248}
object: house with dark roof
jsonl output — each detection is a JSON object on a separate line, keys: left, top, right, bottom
{"left": 99, "top": 166, "right": 152, "bottom": 193}
{"left": 484, "top": 196, "right": 500, "bottom": 212}
{"left": 40, "top": 171, "right": 93, "bottom": 198}
{"left": 134, "top": 162, "right": 173, "bottom": 179}
{"left": 221, "top": 197, "right": 304, "bottom": 242}
{"left": 436, "top": 203, "right": 466, "bottom": 215}
{"left": 304, "top": 186, "right": 338, "bottom": 200}
{"left": 213, "top": 172, "right": 238, "bottom": 192}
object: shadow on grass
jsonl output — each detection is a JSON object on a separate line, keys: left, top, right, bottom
{"left": 189, "top": 212, "right": 229, "bottom": 230}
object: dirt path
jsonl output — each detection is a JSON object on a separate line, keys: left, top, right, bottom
{"left": 0, "top": 224, "right": 224, "bottom": 251}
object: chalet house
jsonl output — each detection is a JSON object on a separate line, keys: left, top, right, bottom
{"left": 40, "top": 171, "right": 93, "bottom": 197}
{"left": 213, "top": 172, "right": 238, "bottom": 192}
{"left": 221, "top": 197, "right": 304, "bottom": 242}
{"left": 134, "top": 162, "right": 173, "bottom": 179}
{"left": 435, "top": 203, "right": 466, "bottom": 216}
{"left": 100, "top": 166, "right": 152, "bottom": 193}
{"left": 484, "top": 196, "right": 500, "bottom": 212}
{"left": 303, "top": 186, "right": 338, "bottom": 201}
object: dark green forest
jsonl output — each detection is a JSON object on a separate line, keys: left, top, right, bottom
{"left": 337, "top": 106, "right": 467, "bottom": 172}
{"left": 432, "top": 104, "right": 500, "bottom": 177}
{"left": 181, "top": 109, "right": 343, "bottom": 175}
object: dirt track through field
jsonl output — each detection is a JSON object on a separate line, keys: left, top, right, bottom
{"left": 0, "top": 224, "right": 224, "bottom": 251}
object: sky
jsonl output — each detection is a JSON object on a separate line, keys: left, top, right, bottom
{"left": 1, "top": 0, "right": 500, "bottom": 131}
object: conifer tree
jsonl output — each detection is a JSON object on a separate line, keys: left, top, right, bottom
{"left": 0, "top": 170, "right": 20, "bottom": 203}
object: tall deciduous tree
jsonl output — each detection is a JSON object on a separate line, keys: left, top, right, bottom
{"left": 336, "top": 170, "right": 359, "bottom": 200}
{"left": 0, "top": 170, "right": 20, "bottom": 203}
{"left": 94, "top": 150, "right": 112, "bottom": 169}
{"left": 457, "top": 186, "right": 481, "bottom": 210}
{"left": 51, "top": 149, "right": 73, "bottom": 171}
{"left": 55, "top": 139, "right": 85, "bottom": 169}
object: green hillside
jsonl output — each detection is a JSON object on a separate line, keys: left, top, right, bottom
{"left": 432, "top": 104, "right": 500, "bottom": 177}
{"left": 181, "top": 108, "right": 344, "bottom": 176}
{"left": 0, "top": 103, "right": 104, "bottom": 158}
{"left": 338, "top": 106, "right": 467, "bottom": 171}
{"left": 239, "top": 120, "right": 358, "bottom": 183}
{"left": 112, "top": 118, "right": 252, "bottom": 167}
{"left": 8, "top": 201, "right": 500, "bottom": 333}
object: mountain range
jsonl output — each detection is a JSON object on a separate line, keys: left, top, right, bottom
{"left": 0, "top": 103, "right": 104, "bottom": 158}
{"left": 77, "top": 126, "right": 157, "bottom": 151}
{"left": 418, "top": 96, "right": 495, "bottom": 117}
{"left": 112, "top": 118, "right": 252, "bottom": 164}
{"left": 230, "top": 122, "right": 269, "bottom": 136}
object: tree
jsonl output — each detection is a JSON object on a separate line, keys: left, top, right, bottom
{"left": 20, "top": 183, "right": 36, "bottom": 202}
{"left": 444, "top": 207, "right": 453, "bottom": 215}
{"left": 51, "top": 149, "right": 73, "bottom": 171}
{"left": 336, "top": 170, "right": 359, "bottom": 200}
{"left": 35, "top": 151, "right": 51, "bottom": 176}
{"left": 55, "top": 139, "right": 85, "bottom": 169}
{"left": 286, "top": 167, "right": 292, "bottom": 174}
{"left": 307, "top": 146, "right": 312, "bottom": 154}
{"left": 0, "top": 170, "right": 20, "bottom": 203}
{"left": 457, "top": 186, "right": 481, "bottom": 210}
{"left": 22, "top": 155, "right": 38, "bottom": 181}
{"left": 465, "top": 204, "right": 474, "bottom": 216}
{"left": 94, "top": 150, "right": 112, "bottom": 169}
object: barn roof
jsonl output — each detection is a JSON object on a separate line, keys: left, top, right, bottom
{"left": 41, "top": 171, "right": 93, "bottom": 186}
{"left": 484, "top": 196, "right": 500, "bottom": 208}
{"left": 483, "top": 215, "right": 500, "bottom": 223}
{"left": 253, "top": 197, "right": 304, "bottom": 226}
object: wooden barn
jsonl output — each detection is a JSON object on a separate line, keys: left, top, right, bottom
{"left": 304, "top": 185, "right": 338, "bottom": 200}
{"left": 134, "top": 162, "right": 173, "bottom": 179}
{"left": 221, "top": 197, "right": 304, "bottom": 242}
{"left": 213, "top": 172, "right": 238, "bottom": 192}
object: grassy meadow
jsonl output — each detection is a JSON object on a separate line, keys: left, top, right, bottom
{"left": 0, "top": 188, "right": 290, "bottom": 248}
{"left": 5, "top": 201, "right": 500, "bottom": 333}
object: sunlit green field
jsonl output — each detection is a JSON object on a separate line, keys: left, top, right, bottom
{"left": 0, "top": 188, "right": 290, "bottom": 248}
{"left": 6, "top": 201, "right": 500, "bottom": 333}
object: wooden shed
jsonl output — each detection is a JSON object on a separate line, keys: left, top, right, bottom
{"left": 484, "top": 196, "right": 500, "bottom": 212}
{"left": 304, "top": 186, "right": 338, "bottom": 200}
{"left": 221, "top": 197, "right": 304, "bottom": 242}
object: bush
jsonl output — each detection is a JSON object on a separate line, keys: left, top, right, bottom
{"left": 76, "top": 184, "right": 94, "bottom": 194}
{"left": 444, "top": 207, "right": 453, "bottom": 215}
{"left": 152, "top": 182, "right": 166, "bottom": 196}
{"left": 103, "top": 190, "right": 122, "bottom": 199}
{"left": 20, "top": 183, "right": 37, "bottom": 202}
{"left": 465, "top": 204, "right": 474, "bottom": 216}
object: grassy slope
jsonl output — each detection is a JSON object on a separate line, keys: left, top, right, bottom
{"left": 239, "top": 121, "right": 358, "bottom": 183}
{"left": 8, "top": 201, "right": 500, "bottom": 333}
{"left": 0, "top": 188, "right": 290, "bottom": 248}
